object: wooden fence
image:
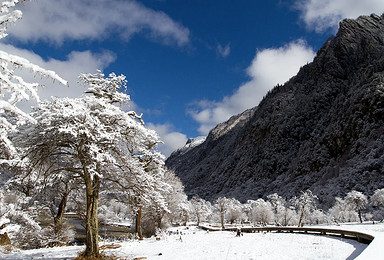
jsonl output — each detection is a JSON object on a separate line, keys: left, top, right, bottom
{"left": 200, "top": 226, "right": 374, "bottom": 244}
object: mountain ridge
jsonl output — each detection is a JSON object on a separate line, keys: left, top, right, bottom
{"left": 166, "top": 14, "right": 384, "bottom": 207}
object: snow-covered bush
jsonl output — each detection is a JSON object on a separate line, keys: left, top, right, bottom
{"left": 0, "top": 190, "right": 42, "bottom": 249}
{"left": 44, "top": 225, "right": 75, "bottom": 247}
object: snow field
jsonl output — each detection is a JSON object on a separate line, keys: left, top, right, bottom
{"left": 109, "top": 226, "right": 366, "bottom": 260}
{"left": 1, "top": 224, "right": 376, "bottom": 260}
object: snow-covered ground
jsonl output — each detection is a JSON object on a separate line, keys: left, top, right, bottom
{"left": 1, "top": 223, "right": 383, "bottom": 260}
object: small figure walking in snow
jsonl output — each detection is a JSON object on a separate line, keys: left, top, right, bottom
{"left": 236, "top": 228, "right": 243, "bottom": 237}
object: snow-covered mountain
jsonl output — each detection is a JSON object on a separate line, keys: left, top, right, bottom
{"left": 166, "top": 14, "right": 384, "bottom": 207}
{"left": 173, "top": 136, "right": 207, "bottom": 156}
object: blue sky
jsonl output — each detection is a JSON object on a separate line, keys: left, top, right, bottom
{"left": 3, "top": 0, "right": 384, "bottom": 156}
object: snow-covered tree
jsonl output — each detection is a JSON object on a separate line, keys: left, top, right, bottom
{"left": 267, "top": 193, "right": 287, "bottom": 225}
{"left": 309, "top": 209, "right": 328, "bottom": 225}
{"left": 17, "top": 71, "right": 161, "bottom": 257}
{"left": 281, "top": 206, "right": 298, "bottom": 226}
{"left": 0, "top": 0, "right": 66, "bottom": 165}
{"left": 161, "top": 170, "right": 189, "bottom": 226}
{"left": 291, "top": 190, "right": 318, "bottom": 227}
{"left": 371, "top": 188, "right": 384, "bottom": 208}
{"left": 214, "top": 197, "right": 229, "bottom": 229}
{"left": 344, "top": 190, "right": 368, "bottom": 223}
{"left": 7, "top": 163, "right": 77, "bottom": 236}
{"left": 246, "top": 199, "right": 274, "bottom": 226}
{"left": 190, "top": 195, "right": 212, "bottom": 226}
{"left": 213, "top": 197, "right": 243, "bottom": 227}
{"left": 98, "top": 196, "right": 131, "bottom": 225}
{"left": 328, "top": 197, "right": 359, "bottom": 223}
{"left": 137, "top": 169, "right": 183, "bottom": 236}
{"left": 225, "top": 198, "right": 243, "bottom": 224}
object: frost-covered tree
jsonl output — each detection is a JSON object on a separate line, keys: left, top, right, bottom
{"left": 267, "top": 193, "right": 287, "bottom": 225}
{"left": 328, "top": 197, "right": 358, "bottom": 223}
{"left": 17, "top": 71, "right": 161, "bottom": 257}
{"left": 0, "top": 0, "right": 66, "bottom": 164}
{"left": 344, "top": 190, "right": 368, "bottom": 223}
{"left": 213, "top": 197, "right": 243, "bottom": 227}
{"left": 137, "top": 169, "right": 183, "bottom": 236}
{"left": 190, "top": 195, "right": 212, "bottom": 226}
{"left": 281, "top": 206, "right": 298, "bottom": 226}
{"left": 98, "top": 196, "right": 131, "bottom": 225}
{"left": 371, "top": 188, "right": 384, "bottom": 208}
{"left": 246, "top": 199, "right": 274, "bottom": 226}
{"left": 161, "top": 170, "right": 189, "bottom": 227}
{"left": 105, "top": 152, "right": 172, "bottom": 238}
{"left": 8, "top": 165, "right": 76, "bottom": 235}
{"left": 309, "top": 209, "right": 328, "bottom": 225}
{"left": 214, "top": 197, "right": 229, "bottom": 229}
{"left": 224, "top": 198, "right": 243, "bottom": 224}
{"left": 292, "top": 190, "right": 318, "bottom": 227}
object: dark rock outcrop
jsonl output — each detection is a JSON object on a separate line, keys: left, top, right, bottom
{"left": 166, "top": 14, "right": 384, "bottom": 207}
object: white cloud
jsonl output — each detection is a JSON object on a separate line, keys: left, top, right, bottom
{"left": 8, "top": 0, "right": 190, "bottom": 46}
{"left": 189, "top": 40, "right": 315, "bottom": 135}
{"left": 147, "top": 123, "right": 188, "bottom": 157}
{"left": 295, "top": 0, "right": 384, "bottom": 32}
{"left": 216, "top": 43, "right": 231, "bottom": 58}
{"left": 0, "top": 43, "right": 116, "bottom": 108}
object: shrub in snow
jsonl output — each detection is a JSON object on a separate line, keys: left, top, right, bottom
{"left": 0, "top": 190, "right": 43, "bottom": 249}
{"left": 40, "top": 225, "right": 75, "bottom": 247}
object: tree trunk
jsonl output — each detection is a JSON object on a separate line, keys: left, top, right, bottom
{"left": 182, "top": 210, "right": 189, "bottom": 226}
{"left": 298, "top": 206, "right": 305, "bottom": 227}
{"left": 83, "top": 175, "right": 101, "bottom": 257}
{"left": 220, "top": 210, "right": 225, "bottom": 229}
{"left": 156, "top": 211, "right": 163, "bottom": 229}
{"left": 54, "top": 191, "right": 69, "bottom": 233}
{"left": 136, "top": 207, "right": 143, "bottom": 240}
{"left": 358, "top": 209, "right": 363, "bottom": 223}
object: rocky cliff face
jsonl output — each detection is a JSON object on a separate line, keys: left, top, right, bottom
{"left": 166, "top": 14, "right": 384, "bottom": 207}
